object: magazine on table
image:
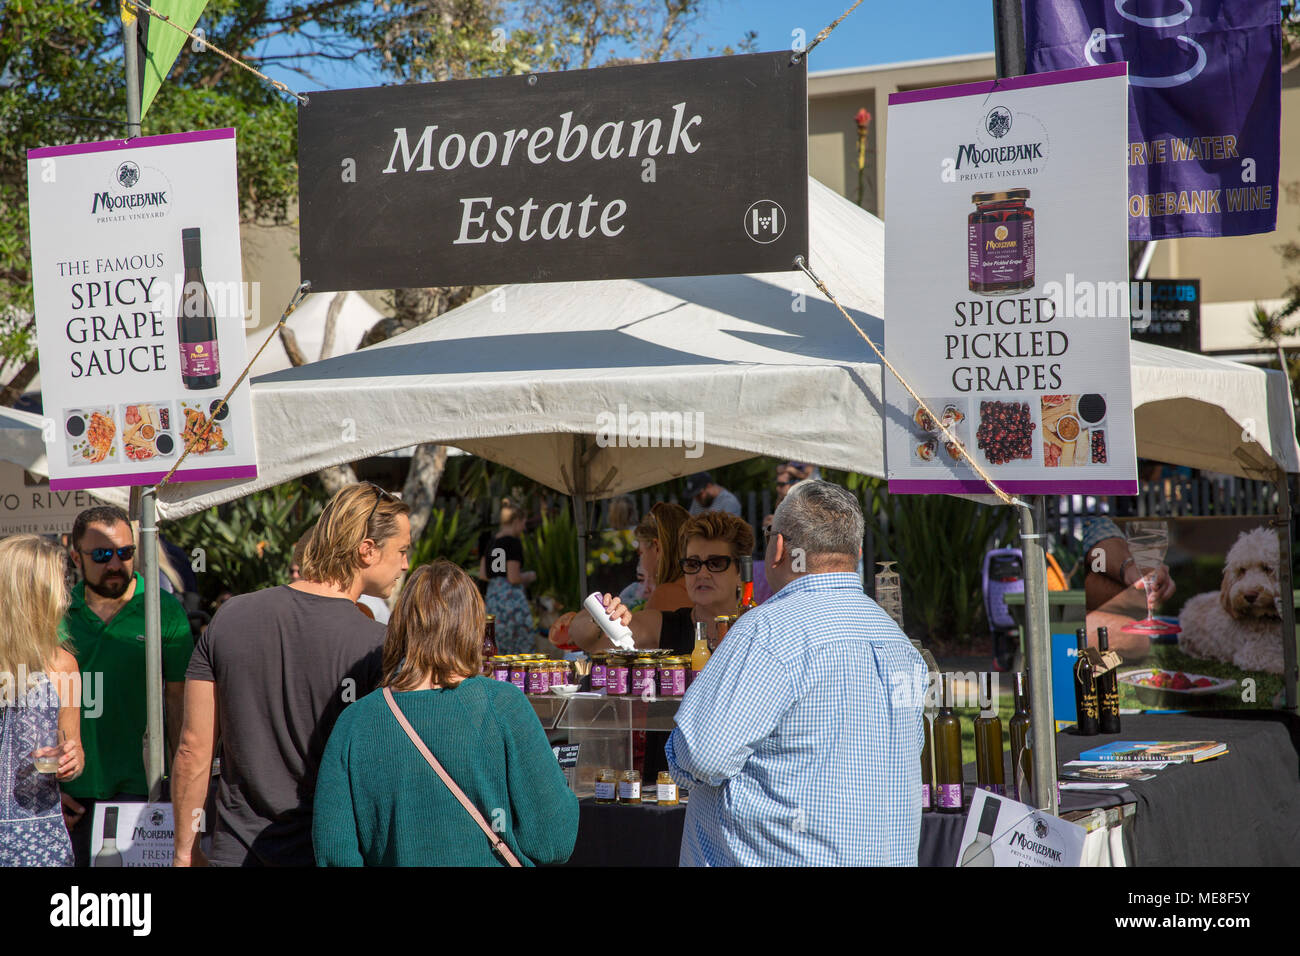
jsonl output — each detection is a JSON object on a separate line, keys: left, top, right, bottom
{"left": 1060, "top": 763, "right": 1162, "bottom": 782}
{"left": 1076, "top": 741, "right": 1228, "bottom": 764}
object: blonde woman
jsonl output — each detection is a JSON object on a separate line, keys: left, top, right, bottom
{"left": 0, "top": 534, "right": 84, "bottom": 867}
{"left": 479, "top": 499, "right": 537, "bottom": 655}
{"left": 313, "top": 561, "right": 577, "bottom": 866}
{"left": 634, "top": 502, "right": 692, "bottom": 612}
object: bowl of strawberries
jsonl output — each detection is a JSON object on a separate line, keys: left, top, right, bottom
{"left": 1119, "top": 668, "right": 1236, "bottom": 709}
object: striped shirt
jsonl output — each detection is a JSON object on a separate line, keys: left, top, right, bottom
{"left": 666, "top": 571, "right": 925, "bottom": 866}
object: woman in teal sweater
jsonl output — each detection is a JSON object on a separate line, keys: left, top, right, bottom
{"left": 313, "top": 560, "right": 578, "bottom": 866}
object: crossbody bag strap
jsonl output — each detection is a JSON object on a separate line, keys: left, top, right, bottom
{"left": 382, "top": 686, "right": 522, "bottom": 867}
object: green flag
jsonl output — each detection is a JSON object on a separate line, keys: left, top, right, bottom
{"left": 140, "top": 0, "right": 210, "bottom": 117}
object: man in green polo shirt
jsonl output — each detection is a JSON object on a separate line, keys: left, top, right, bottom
{"left": 61, "top": 505, "right": 193, "bottom": 866}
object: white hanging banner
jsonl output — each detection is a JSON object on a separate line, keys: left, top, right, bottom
{"left": 26, "top": 129, "right": 258, "bottom": 491}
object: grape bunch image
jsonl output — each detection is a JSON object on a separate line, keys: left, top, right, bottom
{"left": 976, "top": 400, "right": 1034, "bottom": 465}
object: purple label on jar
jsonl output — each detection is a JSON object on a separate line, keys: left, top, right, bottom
{"left": 659, "top": 667, "right": 685, "bottom": 697}
{"left": 607, "top": 666, "right": 629, "bottom": 695}
{"left": 527, "top": 669, "right": 547, "bottom": 695}
{"left": 509, "top": 668, "right": 526, "bottom": 691}
{"left": 937, "top": 784, "right": 963, "bottom": 809}
{"left": 492, "top": 665, "right": 509, "bottom": 682}
{"left": 631, "top": 666, "right": 655, "bottom": 697}
{"left": 591, "top": 663, "right": 607, "bottom": 689}
{"left": 968, "top": 220, "right": 1034, "bottom": 285}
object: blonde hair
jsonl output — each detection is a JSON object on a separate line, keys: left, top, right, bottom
{"left": 302, "top": 483, "right": 411, "bottom": 590}
{"left": 0, "top": 535, "right": 72, "bottom": 680}
{"left": 498, "top": 498, "right": 524, "bottom": 528}
{"left": 635, "top": 501, "right": 690, "bottom": 586}
{"left": 383, "top": 561, "right": 484, "bottom": 690}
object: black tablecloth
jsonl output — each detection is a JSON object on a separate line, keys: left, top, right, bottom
{"left": 565, "top": 712, "right": 1300, "bottom": 866}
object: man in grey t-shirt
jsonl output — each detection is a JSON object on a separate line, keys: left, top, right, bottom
{"left": 172, "top": 484, "right": 411, "bottom": 867}
{"left": 685, "top": 471, "right": 743, "bottom": 517}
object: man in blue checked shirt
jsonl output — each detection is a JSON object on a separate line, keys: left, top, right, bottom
{"left": 666, "top": 480, "right": 926, "bottom": 866}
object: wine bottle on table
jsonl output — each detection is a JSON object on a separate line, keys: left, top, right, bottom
{"left": 958, "top": 797, "right": 1000, "bottom": 867}
{"left": 1009, "top": 671, "right": 1032, "bottom": 804}
{"left": 973, "top": 672, "right": 1005, "bottom": 796}
{"left": 910, "top": 640, "right": 934, "bottom": 812}
{"left": 94, "top": 806, "right": 123, "bottom": 867}
{"left": 932, "top": 673, "right": 964, "bottom": 814}
{"left": 1096, "top": 626, "right": 1122, "bottom": 734}
{"left": 177, "top": 227, "right": 221, "bottom": 391}
{"left": 1073, "top": 627, "right": 1099, "bottom": 736}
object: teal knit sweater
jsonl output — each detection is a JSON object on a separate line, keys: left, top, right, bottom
{"left": 313, "top": 676, "right": 578, "bottom": 866}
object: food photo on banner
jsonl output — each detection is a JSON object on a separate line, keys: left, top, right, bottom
{"left": 25, "top": 128, "right": 258, "bottom": 490}
{"left": 1022, "top": 0, "right": 1281, "bottom": 239}
{"left": 883, "top": 63, "right": 1138, "bottom": 495}
{"left": 297, "top": 51, "right": 809, "bottom": 290}
{"left": 1087, "top": 516, "right": 1292, "bottom": 710}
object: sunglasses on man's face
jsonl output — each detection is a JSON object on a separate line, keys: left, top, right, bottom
{"left": 81, "top": 546, "right": 136, "bottom": 564}
{"left": 680, "top": 555, "right": 734, "bottom": 574}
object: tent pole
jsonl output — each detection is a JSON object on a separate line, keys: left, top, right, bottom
{"left": 142, "top": 486, "right": 164, "bottom": 801}
{"left": 1019, "top": 496, "right": 1059, "bottom": 815}
{"left": 1278, "top": 474, "right": 1298, "bottom": 712}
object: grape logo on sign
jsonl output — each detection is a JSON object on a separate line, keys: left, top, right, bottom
{"left": 1034, "top": 819, "right": 1049, "bottom": 839}
{"left": 986, "top": 106, "right": 1012, "bottom": 138}
{"left": 744, "top": 200, "right": 786, "bottom": 244}
{"left": 117, "top": 162, "right": 141, "bottom": 189}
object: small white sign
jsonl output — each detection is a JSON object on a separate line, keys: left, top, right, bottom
{"left": 956, "top": 789, "right": 1086, "bottom": 867}
{"left": 90, "top": 802, "right": 174, "bottom": 867}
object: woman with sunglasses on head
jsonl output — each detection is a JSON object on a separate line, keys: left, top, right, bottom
{"left": 557, "top": 512, "right": 754, "bottom": 654}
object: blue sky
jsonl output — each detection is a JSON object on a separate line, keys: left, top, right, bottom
{"left": 256, "top": 1, "right": 996, "bottom": 92}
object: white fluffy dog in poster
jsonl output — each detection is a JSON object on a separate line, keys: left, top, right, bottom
{"left": 1177, "top": 527, "right": 1284, "bottom": 674}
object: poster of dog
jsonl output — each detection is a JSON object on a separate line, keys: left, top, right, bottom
{"left": 1087, "top": 516, "right": 1290, "bottom": 707}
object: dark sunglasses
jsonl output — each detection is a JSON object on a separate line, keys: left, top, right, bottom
{"left": 363, "top": 482, "right": 398, "bottom": 530}
{"left": 680, "top": 555, "right": 734, "bottom": 574}
{"left": 81, "top": 545, "right": 136, "bottom": 564}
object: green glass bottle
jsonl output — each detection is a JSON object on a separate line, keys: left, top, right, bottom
{"left": 1009, "top": 671, "right": 1033, "bottom": 804}
{"left": 932, "top": 673, "right": 964, "bottom": 813}
{"left": 974, "top": 672, "right": 1006, "bottom": 796}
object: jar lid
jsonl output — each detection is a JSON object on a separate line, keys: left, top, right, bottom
{"left": 633, "top": 656, "right": 656, "bottom": 664}
{"left": 485, "top": 613, "right": 496, "bottom": 621}
{"left": 972, "top": 188, "right": 1030, "bottom": 203}
{"left": 619, "top": 770, "right": 641, "bottom": 779}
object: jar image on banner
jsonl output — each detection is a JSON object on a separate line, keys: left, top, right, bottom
{"left": 177, "top": 227, "right": 222, "bottom": 390}
{"left": 967, "top": 189, "right": 1034, "bottom": 295}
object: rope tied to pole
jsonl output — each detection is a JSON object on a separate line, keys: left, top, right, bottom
{"left": 155, "top": 280, "right": 311, "bottom": 490}
{"left": 793, "top": 256, "right": 1025, "bottom": 509}
{"left": 791, "top": 0, "right": 866, "bottom": 64}
{"left": 122, "top": 0, "right": 310, "bottom": 105}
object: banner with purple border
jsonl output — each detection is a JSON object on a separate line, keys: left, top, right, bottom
{"left": 1022, "top": 0, "right": 1280, "bottom": 240}
{"left": 884, "top": 64, "right": 1138, "bottom": 496}
{"left": 26, "top": 129, "right": 258, "bottom": 491}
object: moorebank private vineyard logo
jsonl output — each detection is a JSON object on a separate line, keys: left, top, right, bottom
{"left": 91, "top": 161, "right": 171, "bottom": 220}
{"left": 952, "top": 105, "right": 1048, "bottom": 175}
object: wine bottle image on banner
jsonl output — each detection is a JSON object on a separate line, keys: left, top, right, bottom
{"left": 177, "top": 227, "right": 221, "bottom": 391}
{"left": 1009, "top": 671, "right": 1032, "bottom": 804}
{"left": 1074, "top": 627, "right": 1100, "bottom": 736}
{"left": 933, "top": 673, "right": 964, "bottom": 813}
{"left": 973, "top": 672, "right": 1005, "bottom": 796}
{"left": 959, "top": 797, "right": 1000, "bottom": 867}
{"left": 1096, "top": 626, "right": 1122, "bottom": 734}
{"left": 94, "top": 806, "right": 123, "bottom": 867}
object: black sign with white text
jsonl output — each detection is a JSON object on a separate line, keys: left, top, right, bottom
{"left": 1131, "top": 279, "right": 1200, "bottom": 353}
{"left": 297, "top": 52, "right": 808, "bottom": 290}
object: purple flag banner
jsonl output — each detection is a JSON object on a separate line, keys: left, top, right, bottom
{"left": 1022, "top": 0, "right": 1280, "bottom": 239}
